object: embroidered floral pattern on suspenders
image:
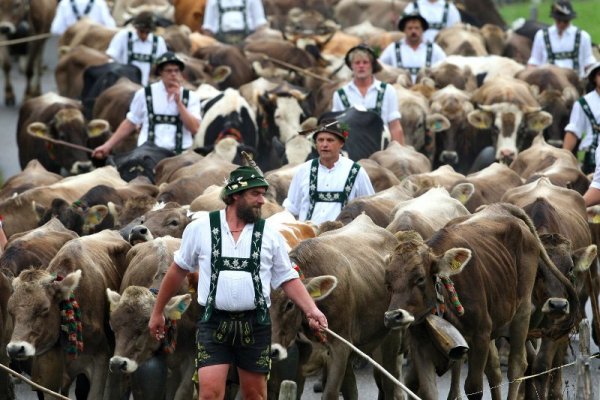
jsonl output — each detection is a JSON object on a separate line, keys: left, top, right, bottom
{"left": 337, "top": 82, "right": 387, "bottom": 116}
{"left": 542, "top": 28, "right": 581, "bottom": 72}
{"left": 306, "top": 159, "right": 361, "bottom": 221}
{"left": 127, "top": 31, "right": 159, "bottom": 64}
{"left": 576, "top": 97, "right": 600, "bottom": 171}
{"left": 145, "top": 86, "right": 189, "bottom": 154}
{"left": 217, "top": 0, "right": 248, "bottom": 35}
{"left": 412, "top": 0, "right": 449, "bottom": 30}
{"left": 70, "top": 0, "right": 94, "bottom": 20}
{"left": 394, "top": 40, "right": 433, "bottom": 76}
{"left": 202, "top": 211, "right": 270, "bottom": 325}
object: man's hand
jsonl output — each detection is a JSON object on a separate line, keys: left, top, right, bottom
{"left": 148, "top": 312, "right": 166, "bottom": 341}
{"left": 306, "top": 307, "right": 328, "bottom": 332}
{"left": 166, "top": 82, "right": 181, "bottom": 104}
{"left": 92, "top": 142, "right": 112, "bottom": 159}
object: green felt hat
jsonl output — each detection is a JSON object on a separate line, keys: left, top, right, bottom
{"left": 222, "top": 166, "right": 269, "bottom": 197}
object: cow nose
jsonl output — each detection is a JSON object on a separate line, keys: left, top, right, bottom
{"left": 498, "top": 148, "right": 515, "bottom": 164}
{"left": 440, "top": 151, "right": 459, "bottom": 165}
{"left": 7, "top": 344, "right": 26, "bottom": 360}
{"left": 270, "top": 343, "right": 288, "bottom": 361}
{"left": 384, "top": 309, "right": 415, "bottom": 328}
{"left": 542, "top": 297, "right": 570, "bottom": 315}
{"left": 128, "top": 225, "right": 154, "bottom": 245}
{"left": 546, "top": 139, "right": 563, "bottom": 148}
{"left": 109, "top": 358, "right": 128, "bottom": 372}
{"left": 70, "top": 161, "right": 94, "bottom": 175}
{"left": 0, "top": 26, "right": 11, "bottom": 35}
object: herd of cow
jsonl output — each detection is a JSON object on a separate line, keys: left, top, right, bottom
{"left": 1, "top": 0, "right": 600, "bottom": 399}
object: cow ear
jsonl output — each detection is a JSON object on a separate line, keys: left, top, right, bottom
{"left": 87, "top": 119, "right": 110, "bottom": 138}
{"left": 27, "top": 122, "right": 50, "bottom": 138}
{"left": 211, "top": 65, "right": 232, "bottom": 85}
{"left": 300, "top": 117, "right": 317, "bottom": 131}
{"left": 426, "top": 113, "right": 450, "bottom": 132}
{"left": 573, "top": 244, "right": 597, "bottom": 272}
{"left": 437, "top": 248, "right": 471, "bottom": 277}
{"left": 164, "top": 294, "right": 192, "bottom": 320}
{"left": 304, "top": 275, "right": 337, "bottom": 301}
{"left": 525, "top": 111, "right": 552, "bottom": 132}
{"left": 587, "top": 205, "right": 600, "bottom": 223}
{"left": 394, "top": 230, "right": 424, "bottom": 244}
{"left": 32, "top": 201, "right": 46, "bottom": 223}
{"left": 55, "top": 270, "right": 82, "bottom": 299}
{"left": 450, "top": 183, "right": 474, "bottom": 205}
{"left": 83, "top": 205, "right": 109, "bottom": 232}
{"left": 467, "top": 110, "right": 493, "bottom": 129}
{"left": 106, "top": 288, "right": 121, "bottom": 313}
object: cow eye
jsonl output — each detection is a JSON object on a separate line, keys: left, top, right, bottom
{"left": 168, "top": 220, "right": 179, "bottom": 226}
{"left": 415, "top": 276, "right": 426, "bottom": 287}
{"left": 38, "top": 306, "right": 50, "bottom": 316}
{"left": 284, "top": 300, "right": 294, "bottom": 312}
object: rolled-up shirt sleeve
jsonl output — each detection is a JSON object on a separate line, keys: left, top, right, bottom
{"left": 173, "top": 219, "right": 202, "bottom": 271}
{"left": 267, "top": 225, "right": 299, "bottom": 289}
{"left": 564, "top": 101, "right": 586, "bottom": 140}
{"left": 591, "top": 148, "right": 600, "bottom": 189}
{"left": 383, "top": 85, "right": 401, "bottom": 123}
{"left": 125, "top": 88, "right": 146, "bottom": 126}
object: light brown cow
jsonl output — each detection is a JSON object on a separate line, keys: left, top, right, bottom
{"left": 370, "top": 141, "right": 431, "bottom": 180}
{"left": 0, "top": 160, "right": 62, "bottom": 201}
{"left": 7, "top": 230, "right": 131, "bottom": 399}
{"left": 112, "top": 0, "right": 173, "bottom": 26}
{"left": 334, "top": 0, "right": 408, "bottom": 30}
{"left": 435, "top": 24, "right": 487, "bottom": 57}
{"left": 406, "top": 164, "right": 466, "bottom": 193}
{"left": 174, "top": 0, "right": 206, "bottom": 32}
{"left": 384, "top": 203, "right": 578, "bottom": 400}
{"left": 55, "top": 45, "right": 111, "bottom": 99}
{"left": 58, "top": 17, "right": 117, "bottom": 54}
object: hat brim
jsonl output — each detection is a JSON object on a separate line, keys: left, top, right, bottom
{"left": 155, "top": 60, "right": 185, "bottom": 75}
{"left": 398, "top": 15, "right": 429, "bottom": 31}
{"left": 312, "top": 129, "right": 347, "bottom": 142}
{"left": 551, "top": 12, "right": 576, "bottom": 20}
{"left": 588, "top": 63, "right": 600, "bottom": 81}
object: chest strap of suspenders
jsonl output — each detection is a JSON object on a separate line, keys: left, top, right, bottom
{"left": 336, "top": 82, "right": 387, "bottom": 116}
{"left": 577, "top": 97, "right": 600, "bottom": 159}
{"left": 144, "top": 86, "right": 190, "bottom": 154}
{"left": 542, "top": 28, "right": 581, "bottom": 72}
{"left": 127, "top": 32, "right": 159, "bottom": 64}
{"left": 412, "top": 0, "right": 449, "bottom": 30}
{"left": 395, "top": 41, "right": 433, "bottom": 76}
{"left": 70, "top": 0, "right": 94, "bottom": 20}
{"left": 306, "top": 159, "right": 362, "bottom": 221}
{"left": 202, "top": 211, "right": 270, "bottom": 325}
{"left": 217, "top": 0, "right": 248, "bottom": 34}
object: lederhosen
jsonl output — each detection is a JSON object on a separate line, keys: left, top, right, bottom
{"left": 144, "top": 86, "right": 189, "bottom": 154}
{"left": 127, "top": 31, "right": 159, "bottom": 65}
{"left": 395, "top": 40, "right": 433, "bottom": 77}
{"left": 305, "top": 159, "right": 361, "bottom": 221}
{"left": 337, "top": 82, "right": 387, "bottom": 116}
{"left": 542, "top": 27, "right": 581, "bottom": 72}
{"left": 576, "top": 97, "right": 600, "bottom": 174}
{"left": 70, "top": 0, "right": 94, "bottom": 20}
{"left": 202, "top": 211, "right": 270, "bottom": 325}
{"left": 413, "top": 0, "right": 449, "bottom": 30}
{"left": 216, "top": 0, "right": 248, "bottom": 45}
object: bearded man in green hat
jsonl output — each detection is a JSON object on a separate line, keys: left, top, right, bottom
{"left": 149, "top": 165, "right": 328, "bottom": 399}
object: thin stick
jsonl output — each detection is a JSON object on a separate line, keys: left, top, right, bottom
{"left": 0, "top": 362, "right": 70, "bottom": 400}
{"left": 323, "top": 327, "right": 422, "bottom": 400}
{"left": 28, "top": 131, "right": 94, "bottom": 153}
{"left": 258, "top": 53, "right": 334, "bottom": 83}
{"left": 0, "top": 33, "right": 53, "bottom": 47}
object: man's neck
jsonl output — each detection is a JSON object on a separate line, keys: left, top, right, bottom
{"left": 319, "top": 156, "right": 339, "bottom": 169}
{"left": 225, "top": 206, "right": 246, "bottom": 231}
{"left": 406, "top": 39, "right": 422, "bottom": 50}
{"left": 353, "top": 76, "right": 374, "bottom": 89}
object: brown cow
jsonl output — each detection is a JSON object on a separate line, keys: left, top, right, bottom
{"left": 406, "top": 164, "right": 466, "bottom": 193}
{"left": 55, "top": 45, "right": 111, "bottom": 99}
{"left": 369, "top": 141, "right": 431, "bottom": 180}
{"left": 435, "top": 24, "right": 487, "bottom": 57}
{"left": 58, "top": 18, "right": 117, "bottom": 54}
{"left": 384, "top": 203, "right": 578, "bottom": 400}
{"left": 0, "top": 160, "right": 62, "bottom": 201}
{"left": 194, "top": 45, "right": 256, "bottom": 89}
{"left": 174, "top": 0, "right": 206, "bottom": 32}
{"left": 120, "top": 202, "right": 191, "bottom": 245}
{"left": 333, "top": 0, "right": 407, "bottom": 30}
{"left": 7, "top": 230, "right": 131, "bottom": 399}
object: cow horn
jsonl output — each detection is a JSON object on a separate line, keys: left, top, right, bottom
{"left": 522, "top": 105, "right": 542, "bottom": 114}
{"left": 478, "top": 104, "right": 494, "bottom": 112}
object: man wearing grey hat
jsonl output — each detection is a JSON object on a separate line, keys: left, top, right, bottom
{"left": 106, "top": 12, "right": 168, "bottom": 86}
{"left": 92, "top": 52, "right": 201, "bottom": 158}
{"left": 528, "top": 0, "right": 596, "bottom": 78}
{"left": 401, "top": 0, "right": 461, "bottom": 43}
{"left": 149, "top": 165, "right": 328, "bottom": 399}
{"left": 564, "top": 63, "right": 600, "bottom": 179}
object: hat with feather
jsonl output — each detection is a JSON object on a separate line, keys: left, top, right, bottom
{"left": 221, "top": 152, "right": 269, "bottom": 198}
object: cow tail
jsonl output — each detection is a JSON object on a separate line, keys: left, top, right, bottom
{"left": 498, "top": 202, "right": 580, "bottom": 338}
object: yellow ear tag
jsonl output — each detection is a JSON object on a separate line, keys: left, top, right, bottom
{"left": 167, "top": 310, "right": 182, "bottom": 320}
{"left": 451, "top": 259, "right": 461, "bottom": 270}
{"left": 593, "top": 215, "right": 600, "bottom": 224}
{"left": 460, "top": 194, "right": 468, "bottom": 203}
{"left": 309, "top": 288, "right": 322, "bottom": 298}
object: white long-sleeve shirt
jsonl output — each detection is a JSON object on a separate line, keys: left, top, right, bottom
{"left": 202, "top": 0, "right": 267, "bottom": 34}
{"left": 174, "top": 209, "right": 299, "bottom": 310}
{"left": 331, "top": 79, "right": 401, "bottom": 123}
{"left": 50, "top": 0, "right": 115, "bottom": 36}
{"left": 283, "top": 157, "right": 375, "bottom": 224}
{"left": 402, "top": 0, "right": 461, "bottom": 43}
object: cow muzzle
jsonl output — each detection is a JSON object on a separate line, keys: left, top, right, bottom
{"left": 541, "top": 297, "right": 570, "bottom": 316}
{"left": 384, "top": 309, "right": 415, "bottom": 329}
{"left": 70, "top": 160, "right": 94, "bottom": 175}
{"left": 0, "top": 22, "right": 16, "bottom": 36}
{"left": 6, "top": 341, "right": 35, "bottom": 360}
{"left": 270, "top": 343, "right": 288, "bottom": 361}
{"left": 128, "top": 225, "right": 154, "bottom": 245}
{"left": 439, "top": 150, "right": 459, "bottom": 165}
{"left": 109, "top": 356, "right": 138, "bottom": 373}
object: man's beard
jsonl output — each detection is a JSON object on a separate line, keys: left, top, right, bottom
{"left": 237, "top": 201, "right": 262, "bottom": 223}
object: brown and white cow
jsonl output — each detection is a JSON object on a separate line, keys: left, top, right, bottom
{"left": 7, "top": 230, "right": 131, "bottom": 399}
{"left": 270, "top": 214, "right": 403, "bottom": 399}
{"left": 0, "top": 159, "right": 62, "bottom": 201}
{"left": 17, "top": 92, "right": 111, "bottom": 175}
{"left": 467, "top": 76, "right": 552, "bottom": 163}
{"left": 384, "top": 203, "right": 578, "bottom": 400}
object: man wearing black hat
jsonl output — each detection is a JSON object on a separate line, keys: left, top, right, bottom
{"left": 283, "top": 121, "right": 374, "bottom": 224}
{"left": 92, "top": 52, "right": 201, "bottom": 158}
{"left": 564, "top": 62, "right": 600, "bottom": 178}
{"left": 379, "top": 11, "right": 446, "bottom": 84}
{"left": 528, "top": 0, "right": 596, "bottom": 78}
{"left": 202, "top": 0, "right": 268, "bottom": 45}
{"left": 401, "top": 0, "right": 461, "bottom": 43}
{"left": 332, "top": 44, "right": 405, "bottom": 144}
{"left": 106, "top": 11, "right": 168, "bottom": 86}
{"left": 149, "top": 165, "right": 328, "bottom": 399}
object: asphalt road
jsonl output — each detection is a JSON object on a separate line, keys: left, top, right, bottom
{"left": 2, "top": 36, "right": 600, "bottom": 400}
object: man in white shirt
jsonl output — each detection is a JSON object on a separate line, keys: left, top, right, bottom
{"left": 564, "top": 62, "right": 600, "bottom": 178}
{"left": 148, "top": 165, "right": 328, "bottom": 399}
{"left": 91, "top": 52, "right": 201, "bottom": 158}
{"left": 50, "top": 0, "right": 116, "bottom": 36}
{"left": 202, "top": 0, "right": 267, "bottom": 45}
{"left": 379, "top": 12, "right": 447, "bottom": 84}
{"left": 105, "top": 12, "right": 168, "bottom": 86}
{"left": 283, "top": 121, "right": 375, "bottom": 225}
{"left": 528, "top": 1, "right": 596, "bottom": 78}
{"left": 332, "top": 44, "right": 404, "bottom": 144}
{"left": 401, "top": 0, "right": 461, "bottom": 43}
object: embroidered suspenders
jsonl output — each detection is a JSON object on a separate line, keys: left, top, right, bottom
{"left": 70, "top": 0, "right": 94, "bottom": 20}
{"left": 127, "top": 31, "right": 159, "bottom": 64}
{"left": 412, "top": 0, "right": 449, "bottom": 30}
{"left": 394, "top": 41, "right": 433, "bottom": 76}
{"left": 144, "top": 86, "right": 190, "bottom": 154}
{"left": 217, "top": 0, "right": 248, "bottom": 34}
{"left": 202, "top": 211, "right": 270, "bottom": 325}
{"left": 576, "top": 97, "right": 600, "bottom": 173}
{"left": 306, "top": 159, "right": 361, "bottom": 221}
{"left": 542, "top": 28, "right": 581, "bottom": 72}
{"left": 337, "top": 82, "right": 387, "bottom": 116}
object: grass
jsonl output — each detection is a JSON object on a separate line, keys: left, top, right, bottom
{"left": 497, "top": 0, "right": 600, "bottom": 41}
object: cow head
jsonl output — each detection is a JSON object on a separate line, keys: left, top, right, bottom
{"left": 107, "top": 287, "right": 191, "bottom": 373}
{"left": 7, "top": 269, "right": 82, "bottom": 359}
{"left": 384, "top": 231, "right": 471, "bottom": 329}
{"left": 467, "top": 103, "right": 552, "bottom": 164}
{"left": 120, "top": 202, "right": 191, "bottom": 244}
{"left": 37, "top": 198, "right": 112, "bottom": 236}
{"left": 269, "top": 275, "right": 337, "bottom": 352}
{"left": 0, "top": 0, "right": 27, "bottom": 36}
{"left": 534, "top": 88, "right": 577, "bottom": 148}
